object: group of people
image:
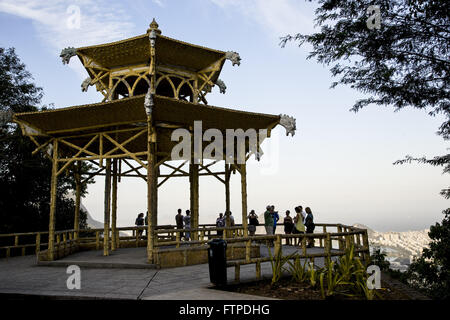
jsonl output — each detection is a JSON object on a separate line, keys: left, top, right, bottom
{"left": 136, "top": 205, "right": 315, "bottom": 247}
{"left": 247, "top": 205, "right": 316, "bottom": 247}
{"left": 175, "top": 209, "right": 191, "bottom": 240}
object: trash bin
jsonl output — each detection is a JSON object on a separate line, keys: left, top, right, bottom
{"left": 208, "top": 238, "right": 227, "bottom": 286}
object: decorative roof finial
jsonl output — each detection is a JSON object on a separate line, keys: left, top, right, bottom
{"left": 147, "top": 18, "right": 161, "bottom": 35}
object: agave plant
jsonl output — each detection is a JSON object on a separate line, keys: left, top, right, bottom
{"left": 287, "top": 255, "right": 309, "bottom": 283}
{"left": 307, "top": 262, "right": 321, "bottom": 288}
{"left": 267, "top": 245, "right": 295, "bottom": 285}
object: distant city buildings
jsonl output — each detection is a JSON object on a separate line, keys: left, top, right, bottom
{"left": 354, "top": 224, "right": 430, "bottom": 272}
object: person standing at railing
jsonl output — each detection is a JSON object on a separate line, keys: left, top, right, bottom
{"left": 283, "top": 210, "right": 294, "bottom": 245}
{"left": 216, "top": 213, "right": 225, "bottom": 237}
{"left": 183, "top": 210, "right": 191, "bottom": 241}
{"left": 247, "top": 210, "right": 259, "bottom": 236}
{"left": 135, "top": 213, "right": 145, "bottom": 238}
{"left": 305, "top": 207, "right": 316, "bottom": 248}
{"left": 264, "top": 205, "right": 274, "bottom": 235}
{"left": 175, "top": 209, "right": 184, "bottom": 240}
{"left": 271, "top": 205, "right": 280, "bottom": 234}
{"left": 293, "top": 206, "right": 305, "bottom": 235}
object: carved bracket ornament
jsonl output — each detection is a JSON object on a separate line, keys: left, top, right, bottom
{"left": 225, "top": 51, "right": 241, "bottom": 66}
{"left": 81, "top": 77, "right": 93, "bottom": 92}
{"left": 215, "top": 79, "right": 227, "bottom": 94}
{"left": 60, "top": 47, "right": 77, "bottom": 65}
{"left": 144, "top": 89, "right": 154, "bottom": 115}
{"left": 279, "top": 114, "right": 297, "bottom": 137}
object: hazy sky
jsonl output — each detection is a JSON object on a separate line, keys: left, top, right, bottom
{"left": 1, "top": 0, "right": 448, "bottom": 232}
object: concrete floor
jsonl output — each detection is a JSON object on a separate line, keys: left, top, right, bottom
{"left": 0, "top": 244, "right": 337, "bottom": 300}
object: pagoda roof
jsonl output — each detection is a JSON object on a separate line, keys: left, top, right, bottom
{"left": 76, "top": 33, "right": 227, "bottom": 72}
{"left": 13, "top": 96, "right": 280, "bottom": 158}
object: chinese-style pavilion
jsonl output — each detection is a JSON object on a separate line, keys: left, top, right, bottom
{"left": 13, "top": 19, "right": 296, "bottom": 263}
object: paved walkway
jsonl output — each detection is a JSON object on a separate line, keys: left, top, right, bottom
{"left": 0, "top": 244, "right": 337, "bottom": 300}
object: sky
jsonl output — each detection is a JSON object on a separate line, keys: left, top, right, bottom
{"left": 0, "top": 0, "right": 448, "bottom": 232}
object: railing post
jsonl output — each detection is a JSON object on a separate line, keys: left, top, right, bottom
{"left": 14, "top": 235, "right": 19, "bottom": 247}
{"left": 256, "top": 261, "right": 261, "bottom": 280}
{"left": 302, "top": 236, "right": 307, "bottom": 256}
{"left": 337, "top": 225, "right": 344, "bottom": 251}
{"left": 275, "top": 235, "right": 282, "bottom": 257}
{"left": 362, "top": 230, "right": 370, "bottom": 263}
{"left": 36, "top": 233, "right": 41, "bottom": 257}
{"left": 63, "top": 233, "right": 67, "bottom": 254}
{"left": 345, "top": 234, "right": 351, "bottom": 251}
{"left": 176, "top": 232, "right": 180, "bottom": 248}
{"left": 96, "top": 231, "right": 100, "bottom": 250}
{"left": 325, "top": 233, "right": 331, "bottom": 268}
{"left": 246, "top": 239, "right": 251, "bottom": 263}
{"left": 235, "top": 264, "right": 240, "bottom": 282}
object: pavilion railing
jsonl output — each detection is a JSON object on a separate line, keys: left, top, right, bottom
{"left": 0, "top": 223, "right": 369, "bottom": 267}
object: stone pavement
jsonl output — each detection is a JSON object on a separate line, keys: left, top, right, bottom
{"left": 0, "top": 252, "right": 274, "bottom": 300}
{"left": 0, "top": 244, "right": 336, "bottom": 300}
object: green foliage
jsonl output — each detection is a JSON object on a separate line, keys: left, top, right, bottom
{"left": 370, "top": 247, "right": 391, "bottom": 271}
{"left": 280, "top": 0, "right": 449, "bottom": 199}
{"left": 267, "top": 245, "right": 295, "bottom": 285}
{"left": 269, "top": 245, "right": 381, "bottom": 299}
{"left": 287, "top": 256, "right": 308, "bottom": 283}
{"left": 307, "top": 262, "right": 319, "bottom": 288}
{"left": 321, "top": 246, "right": 380, "bottom": 300}
{"left": 0, "top": 47, "right": 91, "bottom": 235}
{"left": 404, "top": 208, "right": 450, "bottom": 300}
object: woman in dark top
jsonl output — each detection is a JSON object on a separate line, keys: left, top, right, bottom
{"left": 135, "top": 212, "right": 144, "bottom": 238}
{"left": 283, "top": 210, "right": 294, "bottom": 244}
{"left": 304, "top": 207, "right": 315, "bottom": 248}
{"left": 247, "top": 210, "right": 259, "bottom": 236}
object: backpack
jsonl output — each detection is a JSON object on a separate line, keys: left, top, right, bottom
{"left": 216, "top": 218, "right": 225, "bottom": 228}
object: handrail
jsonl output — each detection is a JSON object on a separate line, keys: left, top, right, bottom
{"left": 0, "top": 223, "right": 368, "bottom": 263}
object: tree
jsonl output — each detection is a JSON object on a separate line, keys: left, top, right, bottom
{"left": 406, "top": 208, "right": 450, "bottom": 299}
{"left": 0, "top": 47, "right": 89, "bottom": 234}
{"left": 280, "top": 0, "right": 449, "bottom": 194}
{"left": 280, "top": 0, "right": 449, "bottom": 298}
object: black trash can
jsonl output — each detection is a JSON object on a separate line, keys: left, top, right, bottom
{"left": 208, "top": 239, "right": 227, "bottom": 286}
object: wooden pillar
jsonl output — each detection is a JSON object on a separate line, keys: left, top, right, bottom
{"left": 152, "top": 165, "right": 158, "bottom": 228}
{"left": 224, "top": 163, "right": 231, "bottom": 237}
{"left": 48, "top": 139, "right": 58, "bottom": 261}
{"left": 103, "top": 158, "right": 111, "bottom": 256}
{"left": 240, "top": 163, "right": 248, "bottom": 237}
{"left": 146, "top": 127, "right": 156, "bottom": 263}
{"left": 190, "top": 134, "right": 199, "bottom": 241}
{"left": 74, "top": 161, "right": 81, "bottom": 242}
{"left": 362, "top": 230, "right": 370, "bottom": 263}
{"left": 111, "top": 159, "right": 118, "bottom": 251}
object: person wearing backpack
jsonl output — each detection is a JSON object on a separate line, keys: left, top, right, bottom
{"left": 304, "top": 207, "right": 315, "bottom": 248}
{"left": 216, "top": 213, "right": 225, "bottom": 236}
{"left": 247, "top": 210, "right": 259, "bottom": 236}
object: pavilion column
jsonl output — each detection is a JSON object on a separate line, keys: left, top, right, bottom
{"left": 189, "top": 135, "right": 199, "bottom": 241}
{"left": 147, "top": 22, "right": 158, "bottom": 264}
{"left": 74, "top": 160, "right": 81, "bottom": 242}
{"left": 224, "top": 163, "right": 231, "bottom": 237}
{"left": 111, "top": 159, "right": 118, "bottom": 251}
{"left": 103, "top": 158, "right": 111, "bottom": 256}
{"left": 48, "top": 139, "right": 59, "bottom": 261}
{"left": 240, "top": 162, "right": 248, "bottom": 237}
{"left": 152, "top": 162, "right": 158, "bottom": 228}
{"left": 146, "top": 127, "right": 156, "bottom": 263}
